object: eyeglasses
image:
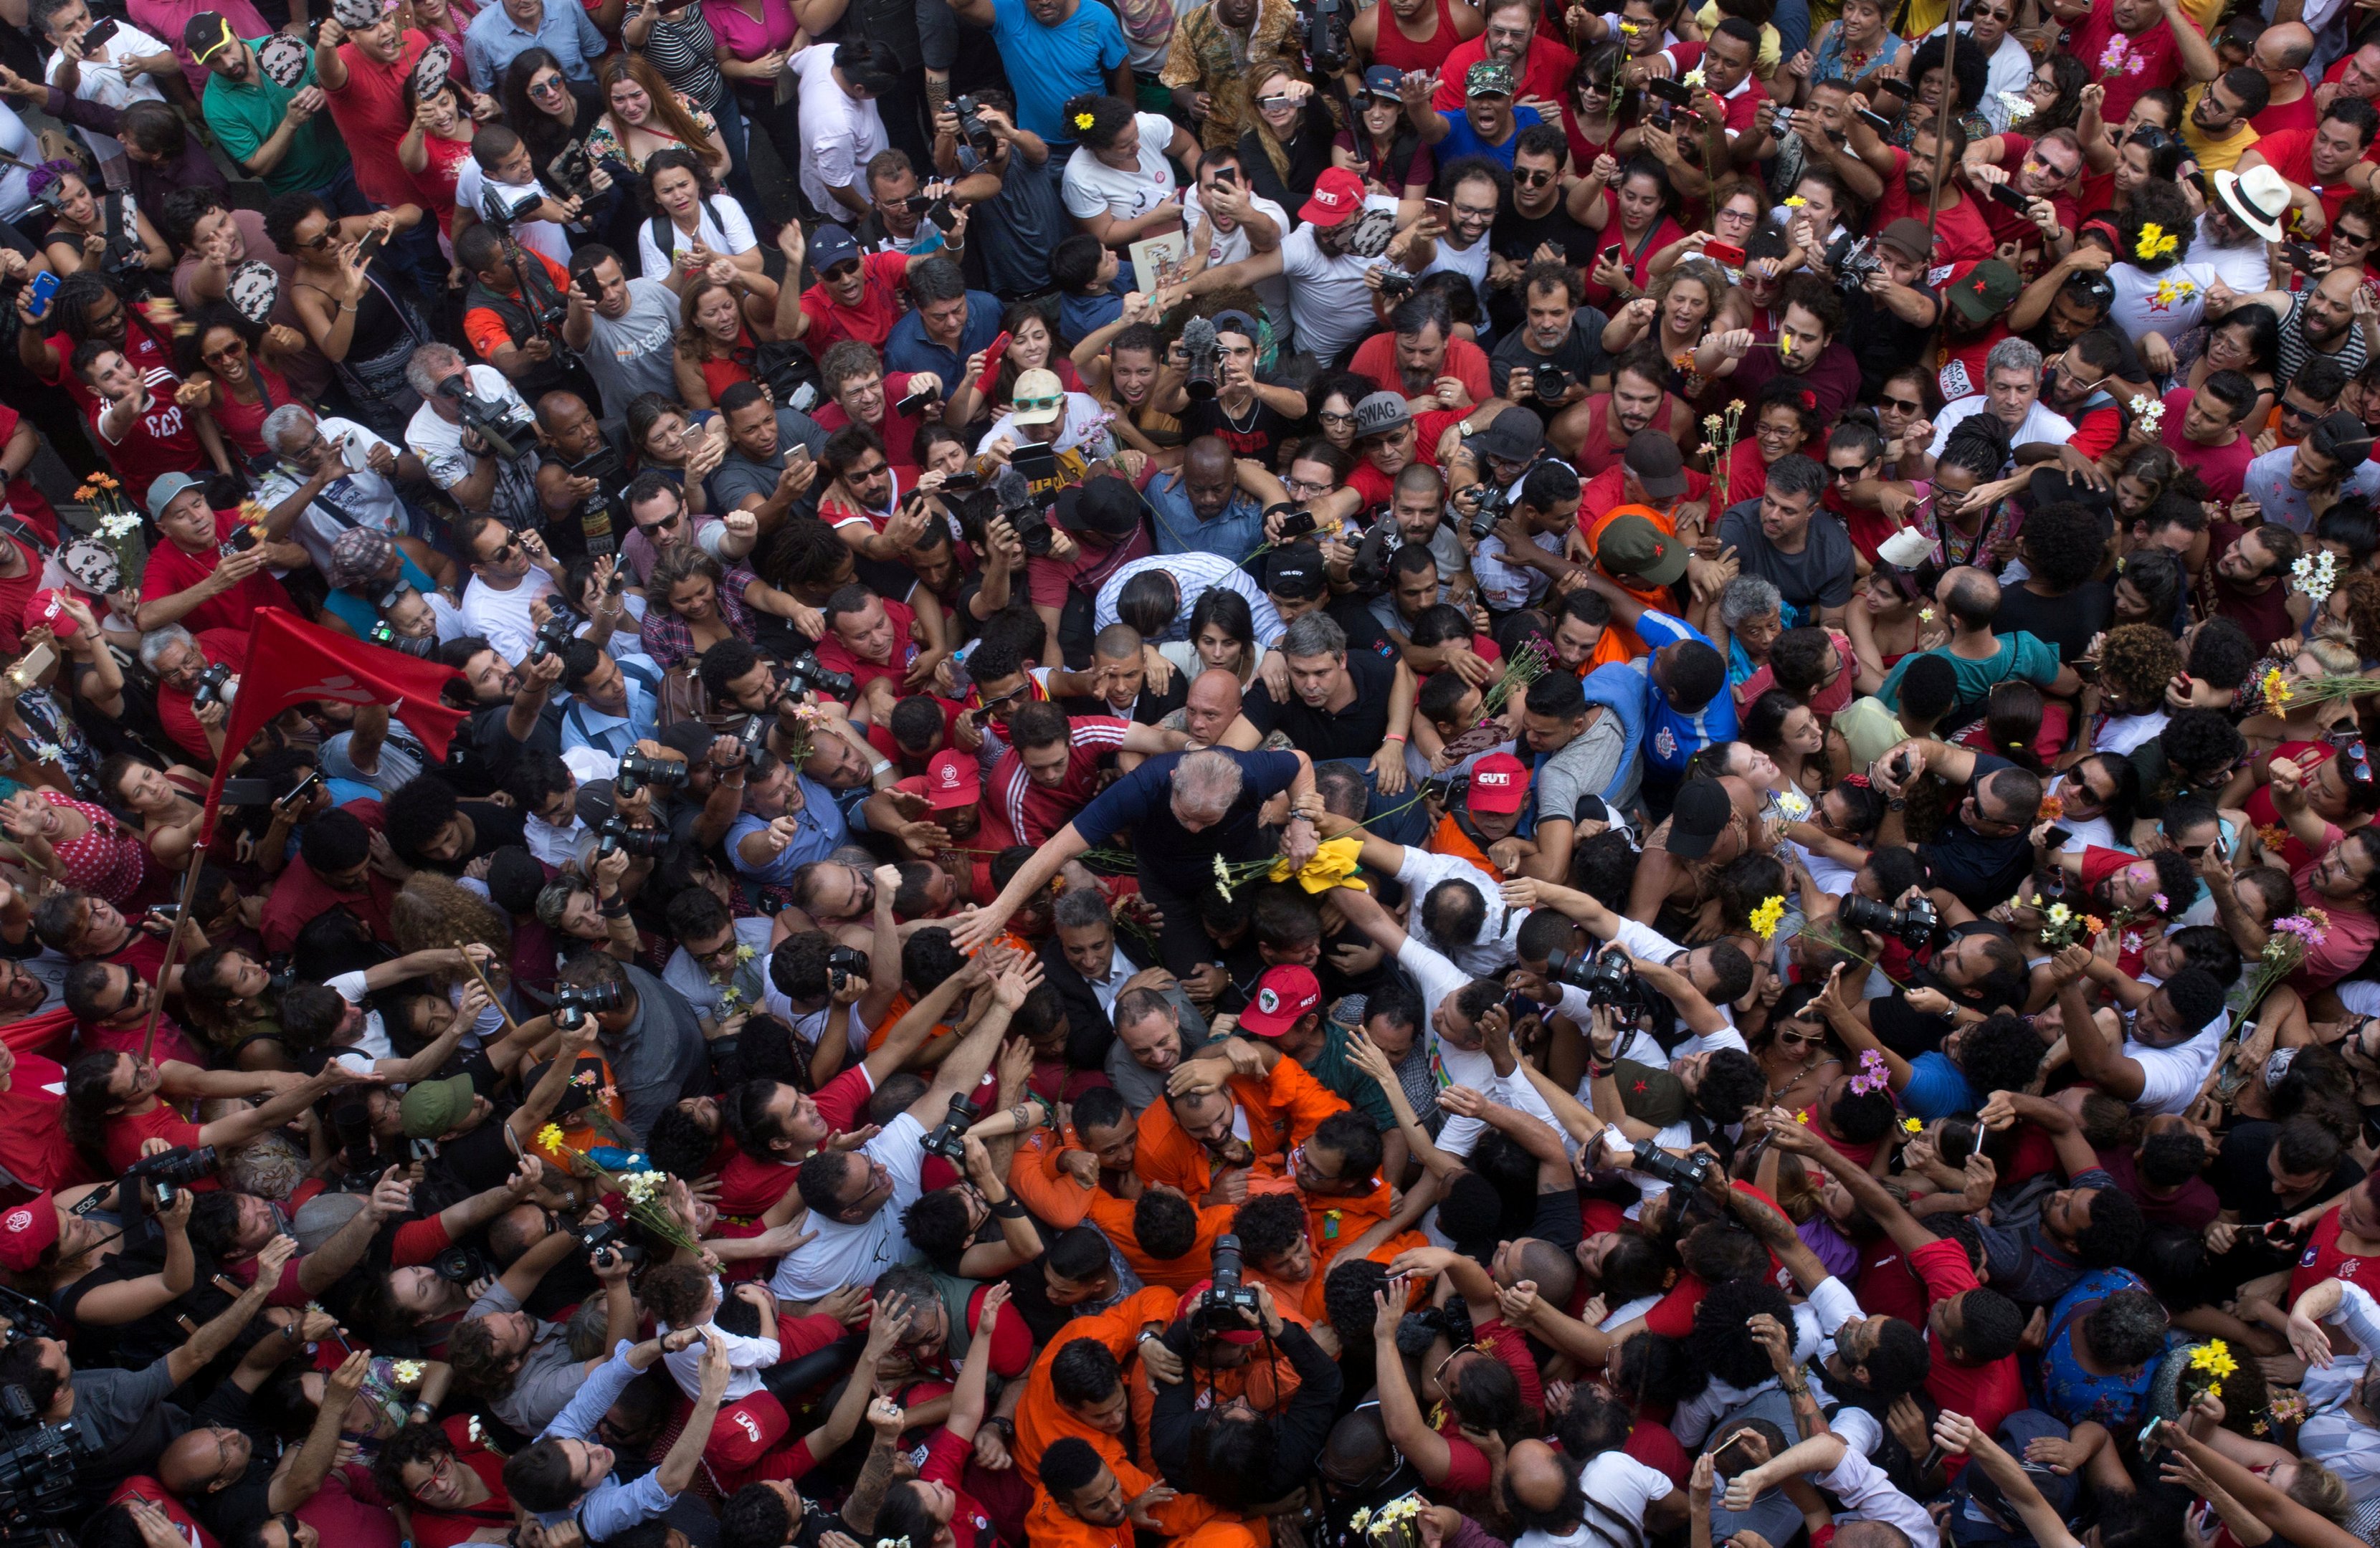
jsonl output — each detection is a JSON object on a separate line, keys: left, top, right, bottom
{"left": 1318, "top": 410, "right": 1355, "bottom": 426}
{"left": 1283, "top": 474, "right": 1331, "bottom": 496}
{"left": 202, "top": 337, "right": 247, "bottom": 361}
{"left": 1513, "top": 167, "right": 1556, "bottom": 186}
{"left": 637, "top": 510, "right": 680, "bottom": 534}
{"left": 529, "top": 75, "right": 567, "bottom": 97}
{"left": 2341, "top": 227, "right": 2377, "bottom": 247}
{"left": 820, "top": 259, "right": 860, "bottom": 282}
{"left": 693, "top": 935, "right": 742, "bottom": 964}
{"left": 480, "top": 540, "right": 517, "bottom": 565}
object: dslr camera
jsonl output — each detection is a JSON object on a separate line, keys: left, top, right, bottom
{"left": 566, "top": 1215, "right": 642, "bottom": 1268}
{"left": 191, "top": 662, "right": 236, "bottom": 710}
{"left": 1194, "top": 1233, "right": 1262, "bottom": 1336}
{"left": 434, "top": 373, "right": 530, "bottom": 462}
{"left": 433, "top": 1245, "right": 492, "bottom": 1284}
{"left": 922, "top": 1094, "right": 981, "bottom": 1162}
{"left": 552, "top": 978, "right": 627, "bottom": 1031}
{"left": 1627, "top": 1142, "right": 1717, "bottom": 1192}
{"left": 782, "top": 649, "right": 857, "bottom": 702}
{"left": 1377, "top": 266, "right": 1417, "bottom": 299}
{"left": 530, "top": 611, "right": 579, "bottom": 666}
{"left": 1545, "top": 945, "right": 1651, "bottom": 1014}
{"left": 1824, "top": 231, "right": 1885, "bottom": 295}
{"left": 1462, "top": 478, "right": 1514, "bottom": 542}
{"left": 597, "top": 817, "right": 668, "bottom": 861}
{"left": 952, "top": 95, "right": 999, "bottom": 156}
{"left": 123, "top": 1144, "right": 220, "bottom": 1210}
{"left": 1528, "top": 363, "right": 1571, "bottom": 402}
{"left": 615, "top": 751, "right": 689, "bottom": 798}
{"left": 991, "top": 467, "right": 1058, "bottom": 558}
{"left": 827, "top": 944, "right": 868, "bottom": 992}
{"left": 1837, "top": 892, "right": 1941, "bottom": 949}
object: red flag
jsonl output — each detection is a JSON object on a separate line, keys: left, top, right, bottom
{"left": 199, "top": 608, "right": 467, "bottom": 844}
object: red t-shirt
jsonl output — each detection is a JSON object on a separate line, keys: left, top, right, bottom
{"left": 325, "top": 30, "right": 434, "bottom": 209}
{"left": 0, "top": 1052, "right": 85, "bottom": 1204}
{"left": 1975, "top": 134, "right": 2081, "bottom": 256}
{"left": 1929, "top": 195, "right": 1999, "bottom": 267}
{"left": 867, "top": 696, "right": 966, "bottom": 774}
{"left": 1026, "top": 525, "right": 1152, "bottom": 612}
{"left": 2246, "top": 128, "right": 2359, "bottom": 234}
{"left": 713, "top": 1063, "right": 873, "bottom": 1215}
{"left": 403, "top": 1415, "right": 515, "bottom": 1548}
{"left": 2252, "top": 90, "right": 2320, "bottom": 138}
{"left": 39, "top": 306, "right": 176, "bottom": 421}
{"left": 2289, "top": 1205, "right": 2380, "bottom": 1300}
{"left": 990, "top": 714, "right": 1131, "bottom": 848}
{"left": 814, "top": 594, "right": 920, "bottom": 698}
{"left": 2068, "top": 1, "right": 2184, "bottom": 125}
{"left": 1348, "top": 333, "right": 1495, "bottom": 408}
{"left": 144, "top": 517, "right": 292, "bottom": 636}
{"left": 462, "top": 251, "right": 576, "bottom": 366}
{"left": 1344, "top": 407, "right": 1465, "bottom": 508}
{"left": 921, "top": 1428, "right": 996, "bottom": 1548}
{"left": 2160, "top": 386, "right": 2256, "bottom": 502}
{"left": 1913, "top": 1236, "right": 2026, "bottom": 1451}
{"left": 261, "top": 834, "right": 398, "bottom": 955}
{"left": 1428, "top": 34, "right": 1577, "bottom": 113}
{"left": 813, "top": 371, "right": 925, "bottom": 469}
{"left": 153, "top": 626, "right": 258, "bottom": 763}
{"left": 799, "top": 252, "right": 913, "bottom": 353}
{"left": 89, "top": 367, "right": 206, "bottom": 508}
{"left": 103, "top": 1104, "right": 209, "bottom": 1178}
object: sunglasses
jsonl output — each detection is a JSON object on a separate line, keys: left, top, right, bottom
{"left": 480, "top": 540, "right": 517, "bottom": 565}
{"left": 298, "top": 229, "right": 337, "bottom": 252}
{"left": 1776, "top": 1028, "right": 1825, "bottom": 1048}
{"left": 1012, "top": 394, "right": 1062, "bottom": 413}
{"left": 1880, "top": 396, "right": 1922, "bottom": 414}
{"left": 202, "top": 337, "right": 247, "bottom": 360}
{"left": 1513, "top": 167, "right": 1556, "bottom": 186}
{"left": 637, "top": 510, "right": 680, "bottom": 534}
{"left": 820, "top": 259, "right": 860, "bottom": 281}
{"left": 1827, "top": 463, "right": 1867, "bottom": 482}
{"left": 529, "top": 75, "right": 567, "bottom": 97}
{"left": 2338, "top": 736, "right": 2374, "bottom": 785}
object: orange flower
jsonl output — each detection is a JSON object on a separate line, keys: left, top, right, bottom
{"left": 2037, "top": 795, "right": 2064, "bottom": 822}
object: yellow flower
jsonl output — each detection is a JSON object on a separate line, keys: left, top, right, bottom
{"left": 2190, "top": 1339, "right": 2239, "bottom": 1380}
{"left": 2262, "top": 666, "right": 2293, "bottom": 707}
{"left": 2136, "top": 223, "right": 2179, "bottom": 261}
{"left": 1794, "top": 1110, "right": 1809, "bottom": 1124}
{"left": 1748, "top": 895, "right": 1786, "bottom": 940}
{"left": 1073, "top": 111, "right": 1095, "bottom": 130}
{"left": 1782, "top": 196, "right": 1807, "bottom": 209}
{"left": 1619, "top": 19, "right": 1642, "bottom": 32}
{"left": 1902, "top": 1117, "right": 1924, "bottom": 1133}
{"left": 536, "top": 1123, "right": 564, "bottom": 1151}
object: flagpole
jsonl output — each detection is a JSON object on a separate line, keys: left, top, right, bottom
{"left": 1920, "top": 18, "right": 1959, "bottom": 259}
{"left": 460, "top": 947, "right": 526, "bottom": 1042}
{"left": 137, "top": 859, "right": 211, "bottom": 1063}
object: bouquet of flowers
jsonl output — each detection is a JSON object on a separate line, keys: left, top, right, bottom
{"left": 2237, "top": 909, "right": 2330, "bottom": 1013}
{"left": 1480, "top": 636, "right": 1553, "bottom": 716}
{"left": 1703, "top": 400, "right": 1746, "bottom": 512}
{"left": 1348, "top": 1494, "right": 1432, "bottom": 1548}
{"left": 1748, "top": 894, "right": 1786, "bottom": 940}
{"left": 2128, "top": 394, "right": 2167, "bottom": 439}
{"left": 2292, "top": 550, "right": 2340, "bottom": 606}
{"left": 2266, "top": 672, "right": 2376, "bottom": 709}
{"left": 2035, "top": 899, "right": 2105, "bottom": 950}
{"left": 2186, "top": 1338, "right": 2239, "bottom": 1402}
{"left": 1211, "top": 852, "right": 1281, "bottom": 902}
{"left": 1998, "top": 90, "right": 2035, "bottom": 121}
{"left": 534, "top": 1123, "right": 707, "bottom": 1258}
{"left": 73, "top": 472, "right": 144, "bottom": 588}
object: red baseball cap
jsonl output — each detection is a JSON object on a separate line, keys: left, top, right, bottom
{"left": 0, "top": 1193, "right": 59, "bottom": 1272}
{"left": 1467, "top": 752, "right": 1529, "bottom": 815}
{"left": 1299, "top": 168, "right": 1365, "bottom": 227}
{"left": 924, "top": 750, "right": 979, "bottom": 811}
{"left": 1241, "top": 965, "right": 1321, "bottom": 1037}
{"left": 21, "top": 589, "right": 76, "bottom": 641}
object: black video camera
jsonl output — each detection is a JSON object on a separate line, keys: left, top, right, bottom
{"left": 190, "top": 662, "right": 235, "bottom": 710}
{"left": 435, "top": 373, "right": 526, "bottom": 462}
{"left": 566, "top": 1215, "right": 642, "bottom": 1268}
{"left": 615, "top": 751, "right": 689, "bottom": 798}
{"left": 1837, "top": 892, "right": 1941, "bottom": 949}
{"left": 1292, "top": 0, "right": 1351, "bottom": 75}
{"left": 597, "top": 817, "right": 668, "bottom": 861}
{"left": 1824, "top": 231, "right": 1885, "bottom": 295}
{"left": 0, "top": 1382, "right": 94, "bottom": 1537}
{"left": 922, "top": 1094, "right": 981, "bottom": 1162}
{"left": 1377, "top": 266, "right": 1417, "bottom": 299}
{"left": 552, "top": 978, "right": 627, "bottom": 1031}
{"left": 1544, "top": 945, "right": 1649, "bottom": 1013}
{"left": 993, "top": 467, "right": 1057, "bottom": 557}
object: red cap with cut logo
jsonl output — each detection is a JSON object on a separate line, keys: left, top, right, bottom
{"left": 1298, "top": 168, "right": 1366, "bottom": 227}
{"left": 925, "top": 749, "right": 980, "bottom": 811}
{"left": 1467, "top": 752, "right": 1529, "bottom": 814}
{"left": 1241, "top": 965, "right": 1321, "bottom": 1037}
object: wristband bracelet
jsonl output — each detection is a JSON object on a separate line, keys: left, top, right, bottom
{"left": 599, "top": 897, "right": 630, "bottom": 918}
{"left": 990, "top": 1198, "right": 1027, "bottom": 1219}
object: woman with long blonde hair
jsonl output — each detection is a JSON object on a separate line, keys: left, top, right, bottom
{"left": 586, "top": 53, "right": 731, "bottom": 180}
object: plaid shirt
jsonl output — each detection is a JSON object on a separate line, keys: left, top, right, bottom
{"left": 638, "top": 564, "right": 763, "bottom": 669}
{"left": 1158, "top": 0, "right": 1303, "bottom": 150}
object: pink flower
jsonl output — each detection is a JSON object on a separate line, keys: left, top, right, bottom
{"left": 2152, "top": 892, "right": 2170, "bottom": 913}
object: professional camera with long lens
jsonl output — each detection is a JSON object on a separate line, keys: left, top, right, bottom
{"left": 435, "top": 373, "right": 527, "bottom": 462}
{"left": 1626, "top": 1142, "right": 1716, "bottom": 1192}
{"left": 0, "top": 1381, "right": 94, "bottom": 1544}
{"left": 1544, "top": 945, "right": 1652, "bottom": 1015}
{"left": 922, "top": 1095, "right": 981, "bottom": 1162}
{"left": 597, "top": 817, "right": 668, "bottom": 861}
{"left": 782, "top": 649, "right": 856, "bottom": 702}
{"left": 1463, "top": 479, "right": 1513, "bottom": 542}
{"left": 552, "top": 979, "right": 628, "bottom": 1031}
{"left": 1824, "top": 231, "right": 1885, "bottom": 295}
{"left": 1179, "top": 316, "right": 1220, "bottom": 401}
{"left": 991, "top": 466, "right": 1055, "bottom": 557}
{"left": 432, "top": 1245, "right": 492, "bottom": 1284}
{"left": 1193, "top": 1233, "right": 1262, "bottom": 1338}
{"left": 1837, "top": 892, "right": 1941, "bottom": 949}
{"left": 190, "top": 662, "right": 235, "bottom": 710}
{"left": 121, "top": 1145, "right": 219, "bottom": 1210}
{"left": 614, "top": 752, "right": 689, "bottom": 798}
{"left": 1291, "top": 0, "right": 1351, "bottom": 75}
{"left": 952, "top": 94, "right": 997, "bottom": 156}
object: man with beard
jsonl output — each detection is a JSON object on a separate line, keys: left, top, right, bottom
{"left": 188, "top": 14, "right": 350, "bottom": 199}
{"left": 1426, "top": 0, "right": 1573, "bottom": 123}
{"left": 312, "top": 8, "right": 440, "bottom": 230}
{"left": 812, "top": 340, "right": 943, "bottom": 475}
{"left": 1895, "top": 122, "right": 1996, "bottom": 267}
{"left": 1553, "top": 344, "right": 1694, "bottom": 474}
{"left": 2243, "top": 409, "right": 2380, "bottom": 532}
{"left": 1487, "top": 130, "right": 1600, "bottom": 338}
{"left": 1167, "top": 168, "right": 1391, "bottom": 368}
{"left": 1351, "top": 288, "right": 1490, "bottom": 409}
{"left": 1699, "top": 276, "right": 1861, "bottom": 419}
{"left": 2237, "top": 96, "right": 2380, "bottom": 240}
{"left": 1491, "top": 262, "right": 1604, "bottom": 425}
{"left": 2182, "top": 67, "right": 2270, "bottom": 173}
{"left": 2200, "top": 515, "right": 2305, "bottom": 650}
{"left": 2215, "top": 261, "right": 2379, "bottom": 383}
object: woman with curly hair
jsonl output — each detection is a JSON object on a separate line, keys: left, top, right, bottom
{"left": 1923, "top": 410, "right": 2022, "bottom": 569}
{"left": 639, "top": 546, "right": 763, "bottom": 669}
{"left": 2015, "top": 53, "right": 2090, "bottom": 136}
{"left": 2316, "top": 570, "right": 2380, "bottom": 666}
{"left": 1996, "top": 500, "right": 2115, "bottom": 663}
{"left": 179, "top": 946, "right": 289, "bottom": 1067}
{"left": 2087, "top": 623, "right": 2186, "bottom": 756}
{"left": 2108, "top": 183, "right": 2219, "bottom": 372}
{"left": 1602, "top": 257, "right": 1731, "bottom": 373}
{"left": 637, "top": 148, "right": 773, "bottom": 300}
{"left": 1886, "top": 32, "right": 1990, "bottom": 149}
{"left": 2037, "top": 1279, "right": 2174, "bottom": 1429}
{"left": 1060, "top": 92, "right": 1206, "bottom": 248}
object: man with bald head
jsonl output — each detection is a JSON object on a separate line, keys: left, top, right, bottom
{"left": 2218, "top": 264, "right": 2379, "bottom": 387}
{"left": 1877, "top": 565, "right": 2077, "bottom": 717}
{"left": 1500, "top": 1438, "right": 1589, "bottom": 1546}
{"left": 1143, "top": 666, "right": 1267, "bottom": 758}
{"left": 1147, "top": 434, "right": 1270, "bottom": 560}
{"left": 2252, "top": 22, "right": 2318, "bottom": 133}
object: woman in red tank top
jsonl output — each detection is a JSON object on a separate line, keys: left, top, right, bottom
{"left": 1364, "top": 0, "right": 1477, "bottom": 75}
{"left": 2288, "top": 1182, "right": 2380, "bottom": 1307}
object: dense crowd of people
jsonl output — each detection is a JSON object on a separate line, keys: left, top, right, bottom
{"left": 0, "top": 3, "right": 2379, "bottom": 1548}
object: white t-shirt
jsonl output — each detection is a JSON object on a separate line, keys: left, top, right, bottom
{"left": 634, "top": 191, "right": 761, "bottom": 282}
{"left": 1277, "top": 196, "right": 1401, "bottom": 366}
{"left": 1062, "top": 113, "right": 1181, "bottom": 222}
{"left": 460, "top": 568, "right": 559, "bottom": 666}
{"left": 47, "top": 21, "right": 166, "bottom": 164}
{"left": 404, "top": 363, "right": 540, "bottom": 526}
{"left": 2185, "top": 221, "right": 2272, "bottom": 296}
{"left": 2108, "top": 262, "right": 2221, "bottom": 340}
{"left": 452, "top": 159, "right": 571, "bottom": 266}
{"left": 768, "top": 1112, "right": 928, "bottom": 1299}
{"left": 1399, "top": 846, "right": 1523, "bottom": 976}
{"left": 2124, "top": 1014, "right": 2225, "bottom": 1116}
{"left": 978, "top": 391, "right": 1114, "bottom": 457}
{"left": 256, "top": 416, "right": 409, "bottom": 576}
{"left": 323, "top": 969, "right": 396, "bottom": 1076}
{"left": 2095, "top": 709, "right": 2169, "bottom": 757}
{"left": 1576, "top": 1451, "right": 1673, "bottom": 1524}
{"left": 1926, "top": 393, "right": 2076, "bottom": 460}
{"left": 1184, "top": 186, "right": 1292, "bottom": 322}
{"left": 1393, "top": 935, "right": 1565, "bottom": 1156}
{"left": 791, "top": 45, "right": 888, "bottom": 219}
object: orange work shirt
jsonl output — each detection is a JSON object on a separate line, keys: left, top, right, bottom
{"left": 1082, "top": 1188, "right": 1245, "bottom": 1291}
{"left": 1023, "top": 1455, "right": 1224, "bottom": 1548}
{"left": 1581, "top": 502, "right": 1680, "bottom": 661}
{"left": 1132, "top": 1056, "right": 1351, "bottom": 1198}
{"left": 1014, "top": 1285, "right": 1179, "bottom": 1490}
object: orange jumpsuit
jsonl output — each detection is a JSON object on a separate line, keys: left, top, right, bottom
{"left": 1021, "top": 1456, "right": 1227, "bottom": 1548}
